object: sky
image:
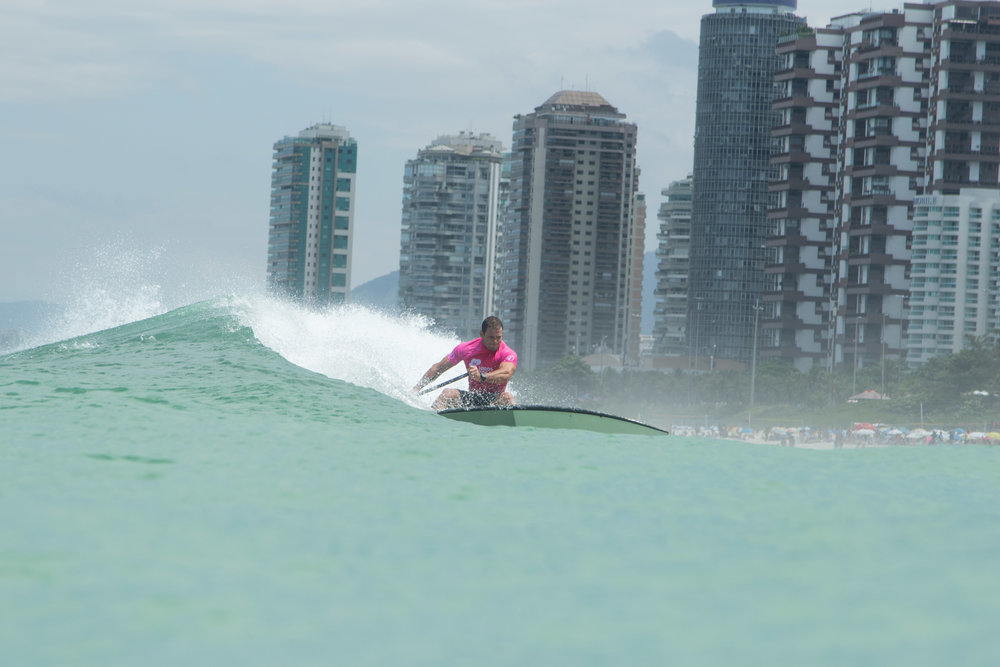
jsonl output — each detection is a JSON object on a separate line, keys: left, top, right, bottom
{"left": 1, "top": 0, "right": 905, "bottom": 306}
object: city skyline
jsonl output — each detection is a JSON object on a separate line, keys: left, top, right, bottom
{"left": 1, "top": 0, "right": 902, "bottom": 307}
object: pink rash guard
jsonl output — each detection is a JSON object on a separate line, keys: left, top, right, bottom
{"left": 448, "top": 338, "right": 518, "bottom": 394}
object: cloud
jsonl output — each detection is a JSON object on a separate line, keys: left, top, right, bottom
{"left": 0, "top": 10, "right": 149, "bottom": 101}
{"left": 639, "top": 30, "right": 699, "bottom": 71}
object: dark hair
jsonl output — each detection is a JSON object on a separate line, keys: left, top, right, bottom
{"left": 481, "top": 316, "right": 503, "bottom": 333}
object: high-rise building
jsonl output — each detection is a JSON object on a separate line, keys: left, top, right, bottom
{"left": 688, "top": 0, "right": 805, "bottom": 364}
{"left": 765, "top": 22, "right": 848, "bottom": 371}
{"left": 766, "top": 1, "right": 1000, "bottom": 369}
{"left": 397, "top": 132, "right": 505, "bottom": 339}
{"left": 267, "top": 123, "right": 357, "bottom": 305}
{"left": 628, "top": 193, "right": 647, "bottom": 365}
{"left": 496, "top": 91, "right": 641, "bottom": 370}
{"left": 833, "top": 7, "right": 930, "bottom": 373}
{"left": 908, "top": 191, "right": 1000, "bottom": 364}
{"left": 652, "top": 175, "right": 693, "bottom": 357}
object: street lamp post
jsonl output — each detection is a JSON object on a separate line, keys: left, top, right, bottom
{"left": 852, "top": 316, "right": 861, "bottom": 396}
{"left": 749, "top": 299, "right": 763, "bottom": 427}
{"left": 881, "top": 315, "right": 887, "bottom": 398}
{"left": 693, "top": 296, "right": 703, "bottom": 372}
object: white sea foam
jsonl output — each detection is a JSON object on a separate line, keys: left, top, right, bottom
{"left": 23, "top": 242, "right": 167, "bottom": 348}
{"left": 19, "top": 239, "right": 259, "bottom": 350}
{"left": 231, "top": 294, "right": 463, "bottom": 408}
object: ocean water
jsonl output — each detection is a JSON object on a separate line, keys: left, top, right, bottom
{"left": 3, "top": 295, "right": 1000, "bottom": 666}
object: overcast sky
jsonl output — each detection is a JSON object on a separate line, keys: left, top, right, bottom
{"left": 1, "top": 0, "right": 904, "bottom": 306}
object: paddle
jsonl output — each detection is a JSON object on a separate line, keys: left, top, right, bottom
{"left": 416, "top": 372, "right": 469, "bottom": 396}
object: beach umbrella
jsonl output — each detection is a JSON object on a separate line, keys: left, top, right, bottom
{"left": 968, "top": 431, "right": 988, "bottom": 440}
{"left": 885, "top": 428, "right": 904, "bottom": 436}
{"left": 987, "top": 432, "right": 1000, "bottom": 441}
{"left": 854, "top": 428, "right": 875, "bottom": 436}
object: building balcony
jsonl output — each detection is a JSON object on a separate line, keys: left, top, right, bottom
{"left": 936, "top": 88, "right": 1000, "bottom": 102}
{"left": 933, "top": 149, "right": 1000, "bottom": 162}
{"left": 846, "top": 252, "right": 896, "bottom": 266}
{"left": 854, "top": 39, "right": 900, "bottom": 55}
{"left": 767, "top": 204, "right": 811, "bottom": 219}
{"left": 845, "top": 104, "right": 900, "bottom": 120}
{"left": 764, "top": 260, "right": 808, "bottom": 274}
{"left": 849, "top": 164, "right": 896, "bottom": 177}
{"left": 777, "top": 31, "right": 817, "bottom": 49}
{"left": 766, "top": 286, "right": 806, "bottom": 300}
{"left": 769, "top": 150, "right": 815, "bottom": 165}
{"left": 844, "top": 191, "right": 901, "bottom": 207}
{"left": 844, "top": 282, "right": 900, "bottom": 296}
{"left": 928, "top": 177, "right": 974, "bottom": 189}
{"left": 768, "top": 176, "right": 811, "bottom": 191}
{"left": 853, "top": 71, "right": 902, "bottom": 85}
{"left": 771, "top": 122, "right": 819, "bottom": 136}
{"left": 774, "top": 67, "right": 818, "bottom": 81}
{"left": 766, "top": 233, "right": 808, "bottom": 247}
{"left": 940, "top": 57, "right": 1000, "bottom": 72}
{"left": 845, "top": 134, "right": 900, "bottom": 149}
{"left": 773, "top": 95, "right": 816, "bottom": 110}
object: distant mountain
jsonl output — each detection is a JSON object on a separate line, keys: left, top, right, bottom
{"left": 351, "top": 271, "right": 399, "bottom": 312}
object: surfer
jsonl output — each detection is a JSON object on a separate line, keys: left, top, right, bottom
{"left": 414, "top": 316, "right": 518, "bottom": 410}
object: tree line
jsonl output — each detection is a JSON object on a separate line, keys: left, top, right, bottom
{"left": 518, "top": 338, "right": 1000, "bottom": 429}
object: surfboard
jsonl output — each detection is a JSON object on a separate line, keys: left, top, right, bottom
{"left": 437, "top": 405, "right": 668, "bottom": 436}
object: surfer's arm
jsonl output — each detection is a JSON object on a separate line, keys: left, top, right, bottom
{"left": 413, "top": 355, "right": 455, "bottom": 392}
{"left": 479, "top": 361, "right": 515, "bottom": 385}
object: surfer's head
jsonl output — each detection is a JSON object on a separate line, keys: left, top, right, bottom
{"left": 480, "top": 316, "right": 504, "bottom": 351}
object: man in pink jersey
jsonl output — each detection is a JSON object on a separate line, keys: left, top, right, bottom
{"left": 413, "top": 316, "right": 518, "bottom": 410}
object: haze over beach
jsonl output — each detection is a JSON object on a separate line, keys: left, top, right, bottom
{"left": 1, "top": 0, "right": 902, "bottom": 305}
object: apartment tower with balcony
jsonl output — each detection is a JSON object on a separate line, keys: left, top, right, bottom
{"left": 832, "top": 6, "right": 933, "bottom": 372}
{"left": 765, "top": 25, "right": 845, "bottom": 371}
{"left": 266, "top": 123, "right": 357, "bottom": 305}
{"left": 908, "top": 191, "right": 1000, "bottom": 362}
{"left": 652, "top": 175, "right": 693, "bottom": 356}
{"left": 768, "top": 2, "right": 1000, "bottom": 370}
{"left": 495, "top": 91, "right": 641, "bottom": 370}
{"left": 397, "top": 132, "right": 504, "bottom": 339}
{"left": 906, "top": 1, "right": 1000, "bottom": 361}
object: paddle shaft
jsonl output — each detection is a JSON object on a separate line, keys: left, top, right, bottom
{"left": 416, "top": 371, "right": 469, "bottom": 396}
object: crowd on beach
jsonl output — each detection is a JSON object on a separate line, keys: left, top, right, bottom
{"left": 670, "top": 423, "right": 1000, "bottom": 448}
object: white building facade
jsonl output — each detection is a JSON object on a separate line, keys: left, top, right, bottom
{"left": 908, "top": 191, "right": 1000, "bottom": 363}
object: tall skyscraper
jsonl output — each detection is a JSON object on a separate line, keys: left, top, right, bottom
{"left": 833, "top": 7, "right": 928, "bottom": 373}
{"left": 496, "top": 90, "right": 641, "bottom": 370}
{"left": 688, "top": 0, "right": 805, "bottom": 363}
{"left": 652, "top": 175, "right": 693, "bottom": 357}
{"left": 266, "top": 123, "right": 357, "bottom": 305}
{"left": 766, "top": 21, "right": 846, "bottom": 371}
{"left": 397, "top": 132, "right": 505, "bottom": 339}
{"left": 627, "top": 193, "right": 647, "bottom": 365}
